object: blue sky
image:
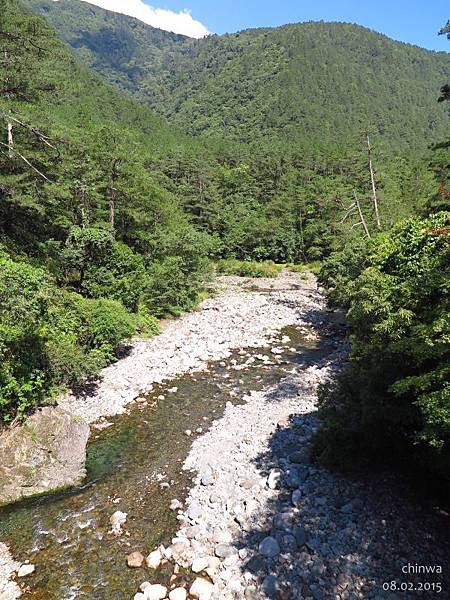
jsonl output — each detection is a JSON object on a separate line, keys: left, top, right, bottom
{"left": 154, "top": 0, "right": 450, "bottom": 51}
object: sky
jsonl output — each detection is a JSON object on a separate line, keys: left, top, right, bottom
{"left": 72, "top": 0, "right": 449, "bottom": 50}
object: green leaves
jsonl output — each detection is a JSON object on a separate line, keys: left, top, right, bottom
{"left": 317, "top": 212, "right": 450, "bottom": 480}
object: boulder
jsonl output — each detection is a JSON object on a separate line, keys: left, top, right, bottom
{"left": 0, "top": 407, "right": 89, "bottom": 506}
{"left": 189, "top": 577, "right": 214, "bottom": 600}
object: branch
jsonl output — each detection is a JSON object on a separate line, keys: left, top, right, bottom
{"left": 0, "top": 141, "right": 52, "bottom": 182}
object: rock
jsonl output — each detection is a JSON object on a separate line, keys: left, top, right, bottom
{"left": 134, "top": 594, "right": 146, "bottom": 600}
{"left": 291, "top": 489, "right": 302, "bottom": 506}
{"left": 143, "top": 584, "right": 168, "bottom": 600}
{"left": 191, "top": 557, "right": 209, "bottom": 573}
{"left": 0, "top": 407, "right": 89, "bottom": 505}
{"left": 271, "top": 347, "right": 283, "bottom": 355}
{"left": 267, "top": 468, "right": 282, "bottom": 489}
{"left": 127, "top": 551, "right": 145, "bottom": 568}
{"left": 215, "top": 544, "right": 236, "bottom": 558}
{"left": 340, "top": 502, "right": 354, "bottom": 514}
{"left": 110, "top": 510, "right": 127, "bottom": 534}
{"left": 293, "top": 525, "right": 307, "bottom": 547}
{"left": 289, "top": 451, "right": 304, "bottom": 464}
{"left": 185, "top": 525, "right": 201, "bottom": 539}
{"left": 184, "top": 430, "right": 192, "bottom": 437}
{"left": 187, "top": 503, "right": 203, "bottom": 521}
{"left": 189, "top": 577, "right": 214, "bottom": 600}
{"left": 168, "top": 589, "right": 187, "bottom": 600}
{"left": 146, "top": 549, "right": 162, "bottom": 569}
{"left": 17, "top": 564, "right": 35, "bottom": 577}
{"left": 284, "top": 465, "right": 308, "bottom": 488}
{"left": 258, "top": 536, "right": 280, "bottom": 558}
{"left": 262, "top": 575, "right": 281, "bottom": 598}
{"left": 170, "top": 499, "right": 182, "bottom": 511}
{"left": 273, "top": 512, "right": 294, "bottom": 531}
{"left": 200, "top": 469, "right": 214, "bottom": 486}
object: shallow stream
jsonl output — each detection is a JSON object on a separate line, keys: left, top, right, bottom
{"left": 0, "top": 325, "right": 334, "bottom": 599}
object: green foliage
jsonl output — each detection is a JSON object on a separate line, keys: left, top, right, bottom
{"left": 315, "top": 213, "right": 450, "bottom": 482}
{"left": 26, "top": 0, "right": 450, "bottom": 150}
{"left": 144, "top": 228, "right": 212, "bottom": 317}
{"left": 215, "top": 259, "right": 282, "bottom": 278}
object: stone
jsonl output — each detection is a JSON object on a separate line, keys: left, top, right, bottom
{"left": 168, "top": 589, "right": 187, "bottom": 600}
{"left": 189, "top": 577, "right": 214, "bottom": 600}
{"left": 17, "top": 564, "right": 35, "bottom": 577}
{"left": 273, "top": 512, "right": 295, "bottom": 531}
{"left": 292, "top": 489, "right": 302, "bottom": 506}
{"left": 267, "top": 468, "right": 282, "bottom": 490}
{"left": 143, "top": 584, "right": 168, "bottom": 600}
{"left": 200, "top": 469, "right": 214, "bottom": 486}
{"left": 127, "top": 551, "right": 145, "bottom": 568}
{"left": 0, "top": 407, "right": 89, "bottom": 505}
{"left": 170, "top": 499, "right": 182, "bottom": 511}
{"left": 293, "top": 525, "right": 307, "bottom": 547}
{"left": 191, "top": 557, "right": 209, "bottom": 573}
{"left": 187, "top": 503, "right": 203, "bottom": 521}
{"left": 146, "top": 549, "right": 162, "bottom": 569}
{"left": 185, "top": 525, "right": 201, "bottom": 539}
{"left": 110, "top": 510, "right": 127, "bottom": 534}
{"left": 215, "top": 544, "right": 236, "bottom": 558}
{"left": 289, "top": 451, "right": 304, "bottom": 464}
{"left": 258, "top": 536, "right": 280, "bottom": 558}
{"left": 262, "top": 575, "right": 281, "bottom": 598}
{"left": 134, "top": 594, "right": 146, "bottom": 600}
{"left": 284, "top": 465, "right": 308, "bottom": 488}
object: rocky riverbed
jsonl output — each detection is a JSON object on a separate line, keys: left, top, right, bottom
{"left": 1, "top": 272, "right": 449, "bottom": 599}
{"left": 60, "top": 271, "right": 322, "bottom": 424}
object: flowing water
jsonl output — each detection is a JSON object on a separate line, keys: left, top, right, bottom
{"left": 0, "top": 326, "right": 335, "bottom": 599}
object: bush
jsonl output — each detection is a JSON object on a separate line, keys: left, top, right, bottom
{"left": 215, "top": 259, "right": 282, "bottom": 278}
{"left": 315, "top": 213, "right": 450, "bottom": 483}
{"left": 0, "top": 257, "right": 53, "bottom": 423}
{"left": 144, "top": 228, "right": 212, "bottom": 317}
{"left": 44, "top": 291, "right": 136, "bottom": 385}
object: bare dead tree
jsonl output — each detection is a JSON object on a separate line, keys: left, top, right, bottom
{"left": 339, "top": 191, "right": 371, "bottom": 238}
{"left": 367, "top": 134, "right": 381, "bottom": 230}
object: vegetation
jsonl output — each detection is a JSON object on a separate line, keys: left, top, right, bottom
{"left": 25, "top": 0, "right": 450, "bottom": 149}
{"left": 0, "top": 0, "right": 209, "bottom": 423}
{"left": 1, "top": 0, "right": 450, "bottom": 501}
{"left": 215, "top": 259, "right": 282, "bottom": 278}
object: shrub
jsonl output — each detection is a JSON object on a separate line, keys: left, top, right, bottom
{"left": 215, "top": 259, "right": 282, "bottom": 278}
{"left": 315, "top": 212, "right": 450, "bottom": 483}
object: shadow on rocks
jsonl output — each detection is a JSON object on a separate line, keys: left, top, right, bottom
{"left": 234, "top": 402, "right": 450, "bottom": 600}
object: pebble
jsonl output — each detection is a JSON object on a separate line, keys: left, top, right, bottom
{"left": 189, "top": 577, "right": 214, "bottom": 600}
{"left": 191, "top": 556, "right": 209, "bottom": 573}
{"left": 142, "top": 584, "right": 168, "bottom": 600}
{"left": 127, "top": 551, "right": 145, "bottom": 568}
{"left": 168, "top": 589, "right": 187, "bottom": 600}
{"left": 258, "top": 537, "right": 280, "bottom": 558}
{"left": 267, "top": 468, "right": 282, "bottom": 490}
{"left": 146, "top": 549, "right": 162, "bottom": 569}
{"left": 17, "top": 564, "right": 35, "bottom": 577}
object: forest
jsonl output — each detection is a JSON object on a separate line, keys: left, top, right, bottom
{"left": 1, "top": 0, "right": 449, "bottom": 492}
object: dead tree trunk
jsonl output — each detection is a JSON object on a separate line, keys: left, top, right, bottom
{"left": 7, "top": 119, "right": 13, "bottom": 157}
{"left": 367, "top": 135, "right": 381, "bottom": 230}
{"left": 353, "top": 191, "right": 371, "bottom": 238}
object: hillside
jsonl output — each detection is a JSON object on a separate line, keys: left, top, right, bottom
{"left": 25, "top": 0, "right": 450, "bottom": 149}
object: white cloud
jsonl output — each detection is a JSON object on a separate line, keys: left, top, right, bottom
{"left": 53, "top": 0, "right": 209, "bottom": 38}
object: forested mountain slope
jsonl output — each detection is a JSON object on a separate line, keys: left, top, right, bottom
{"left": 0, "top": 0, "right": 213, "bottom": 423}
{"left": 26, "top": 0, "right": 450, "bottom": 149}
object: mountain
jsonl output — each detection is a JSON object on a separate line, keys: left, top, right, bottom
{"left": 24, "top": 0, "right": 450, "bottom": 149}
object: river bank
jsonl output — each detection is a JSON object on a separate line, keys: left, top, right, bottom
{"left": 0, "top": 271, "right": 327, "bottom": 598}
